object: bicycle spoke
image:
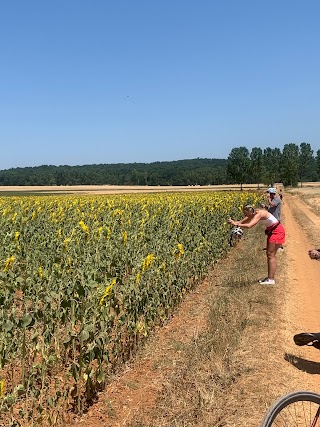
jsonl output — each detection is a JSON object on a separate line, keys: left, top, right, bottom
{"left": 269, "top": 400, "right": 320, "bottom": 426}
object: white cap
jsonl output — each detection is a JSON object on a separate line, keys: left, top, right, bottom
{"left": 267, "top": 187, "right": 277, "bottom": 194}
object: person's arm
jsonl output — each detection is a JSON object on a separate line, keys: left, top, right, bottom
{"left": 238, "top": 216, "right": 251, "bottom": 225}
{"left": 228, "top": 212, "right": 262, "bottom": 228}
{"left": 267, "top": 195, "right": 280, "bottom": 208}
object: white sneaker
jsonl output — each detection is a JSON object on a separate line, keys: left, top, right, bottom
{"left": 259, "top": 278, "right": 276, "bottom": 285}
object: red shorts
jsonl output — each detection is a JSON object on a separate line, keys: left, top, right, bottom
{"left": 266, "top": 223, "right": 286, "bottom": 245}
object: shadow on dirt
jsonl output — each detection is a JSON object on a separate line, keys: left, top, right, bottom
{"left": 284, "top": 353, "right": 320, "bottom": 375}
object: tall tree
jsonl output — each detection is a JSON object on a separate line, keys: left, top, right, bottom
{"left": 316, "top": 150, "right": 320, "bottom": 180}
{"left": 250, "top": 147, "right": 264, "bottom": 188}
{"left": 272, "top": 148, "right": 282, "bottom": 183}
{"left": 226, "top": 147, "right": 250, "bottom": 190}
{"left": 262, "top": 148, "right": 282, "bottom": 186}
{"left": 282, "top": 143, "right": 299, "bottom": 186}
{"left": 299, "top": 142, "right": 317, "bottom": 185}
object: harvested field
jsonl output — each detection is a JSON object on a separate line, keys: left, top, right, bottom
{"left": 0, "top": 184, "right": 267, "bottom": 195}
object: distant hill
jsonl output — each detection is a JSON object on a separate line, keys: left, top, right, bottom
{"left": 0, "top": 158, "right": 228, "bottom": 186}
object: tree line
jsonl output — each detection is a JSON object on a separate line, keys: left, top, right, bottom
{"left": 0, "top": 142, "right": 319, "bottom": 187}
{"left": 0, "top": 159, "right": 227, "bottom": 186}
{"left": 227, "top": 142, "right": 320, "bottom": 188}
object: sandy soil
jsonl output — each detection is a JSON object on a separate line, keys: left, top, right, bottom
{"left": 62, "top": 191, "right": 320, "bottom": 427}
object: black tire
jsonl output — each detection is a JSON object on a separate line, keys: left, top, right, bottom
{"left": 261, "top": 391, "right": 320, "bottom": 427}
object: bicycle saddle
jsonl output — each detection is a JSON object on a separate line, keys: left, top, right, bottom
{"left": 294, "top": 332, "right": 320, "bottom": 349}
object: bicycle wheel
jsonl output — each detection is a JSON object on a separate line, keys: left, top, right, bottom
{"left": 261, "top": 391, "right": 320, "bottom": 427}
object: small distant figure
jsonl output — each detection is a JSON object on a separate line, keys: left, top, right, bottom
{"left": 279, "top": 189, "right": 283, "bottom": 204}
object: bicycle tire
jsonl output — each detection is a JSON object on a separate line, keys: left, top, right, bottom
{"left": 261, "top": 391, "right": 320, "bottom": 427}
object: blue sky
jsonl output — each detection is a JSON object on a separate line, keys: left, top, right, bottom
{"left": 1, "top": 1, "right": 320, "bottom": 170}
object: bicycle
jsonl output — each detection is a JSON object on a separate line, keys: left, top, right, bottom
{"left": 261, "top": 332, "right": 320, "bottom": 427}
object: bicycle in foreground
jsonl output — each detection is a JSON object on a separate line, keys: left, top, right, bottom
{"left": 261, "top": 332, "right": 320, "bottom": 427}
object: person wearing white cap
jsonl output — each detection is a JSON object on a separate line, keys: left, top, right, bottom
{"left": 262, "top": 187, "right": 282, "bottom": 221}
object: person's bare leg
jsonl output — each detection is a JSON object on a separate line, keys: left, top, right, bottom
{"left": 266, "top": 242, "right": 278, "bottom": 279}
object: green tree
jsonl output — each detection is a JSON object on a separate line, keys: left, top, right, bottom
{"left": 272, "top": 148, "right": 282, "bottom": 183}
{"left": 250, "top": 147, "right": 264, "bottom": 188}
{"left": 262, "top": 148, "right": 282, "bottom": 186}
{"left": 262, "top": 148, "right": 275, "bottom": 185}
{"left": 226, "top": 147, "right": 250, "bottom": 190}
{"left": 299, "top": 142, "right": 317, "bottom": 185}
{"left": 316, "top": 150, "right": 320, "bottom": 180}
{"left": 282, "top": 143, "right": 299, "bottom": 186}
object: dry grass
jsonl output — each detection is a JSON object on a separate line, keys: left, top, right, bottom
{"left": 286, "top": 183, "right": 320, "bottom": 206}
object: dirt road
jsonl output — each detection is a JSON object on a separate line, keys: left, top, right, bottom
{"left": 281, "top": 194, "right": 320, "bottom": 378}
{"left": 284, "top": 194, "right": 320, "bottom": 334}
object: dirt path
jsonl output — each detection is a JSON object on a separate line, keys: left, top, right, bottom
{"left": 69, "top": 192, "right": 320, "bottom": 426}
{"left": 281, "top": 194, "right": 320, "bottom": 381}
{"left": 284, "top": 195, "right": 320, "bottom": 331}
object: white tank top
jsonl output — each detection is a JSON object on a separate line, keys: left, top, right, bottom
{"left": 261, "top": 213, "right": 279, "bottom": 228}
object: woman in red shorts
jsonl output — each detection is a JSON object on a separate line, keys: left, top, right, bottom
{"left": 228, "top": 205, "right": 286, "bottom": 285}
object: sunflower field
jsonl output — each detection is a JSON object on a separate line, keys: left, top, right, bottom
{"left": 0, "top": 190, "right": 261, "bottom": 425}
